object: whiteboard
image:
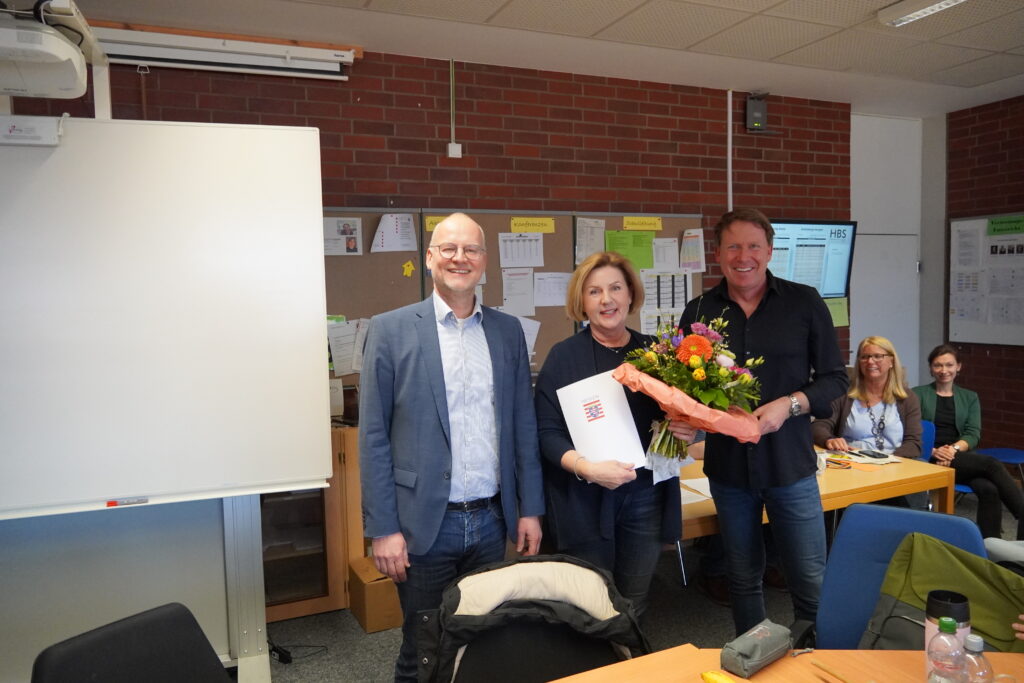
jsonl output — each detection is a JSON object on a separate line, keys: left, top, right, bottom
{"left": 0, "top": 118, "right": 332, "bottom": 520}
{"left": 949, "top": 215, "right": 1024, "bottom": 346}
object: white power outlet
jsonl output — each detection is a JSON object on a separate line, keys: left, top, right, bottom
{"left": 447, "top": 142, "right": 463, "bottom": 158}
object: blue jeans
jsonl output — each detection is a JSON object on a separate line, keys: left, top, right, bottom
{"left": 393, "top": 499, "right": 506, "bottom": 683}
{"left": 709, "top": 474, "right": 826, "bottom": 636}
{"left": 563, "top": 480, "right": 664, "bottom": 618}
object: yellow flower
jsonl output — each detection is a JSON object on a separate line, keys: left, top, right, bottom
{"left": 688, "top": 355, "right": 702, "bottom": 368}
{"left": 739, "top": 373, "right": 752, "bottom": 384}
{"left": 719, "top": 367, "right": 730, "bottom": 378}
{"left": 644, "top": 351, "right": 658, "bottom": 364}
{"left": 693, "top": 368, "right": 706, "bottom": 381}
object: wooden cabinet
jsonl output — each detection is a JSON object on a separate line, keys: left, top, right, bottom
{"left": 262, "top": 427, "right": 352, "bottom": 622}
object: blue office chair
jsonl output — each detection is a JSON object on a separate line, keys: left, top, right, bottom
{"left": 977, "top": 447, "right": 1024, "bottom": 483}
{"left": 814, "top": 502, "right": 986, "bottom": 650}
{"left": 919, "top": 420, "right": 973, "bottom": 505}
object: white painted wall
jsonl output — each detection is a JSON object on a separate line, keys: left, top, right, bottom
{"left": 850, "top": 114, "right": 924, "bottom": 386}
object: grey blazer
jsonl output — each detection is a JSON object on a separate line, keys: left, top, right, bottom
{"left": 358, "top": 296, "right": 545, "bottom": 555}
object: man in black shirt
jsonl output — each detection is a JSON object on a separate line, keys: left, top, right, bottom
{"left": 680, "top": 208, "right": 848, "bottom": 635}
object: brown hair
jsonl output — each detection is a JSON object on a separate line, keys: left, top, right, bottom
{"left": 850, "top": 335, "right": 909, "bottom": 403}
{"left": 565, "top": 251, "right": 644, "bottom": 322}
{"left": 927, "top": 344, "right": 960, "bottom": 365}
{"left": 713, "top": 207, "right": 775, "bottom": 246}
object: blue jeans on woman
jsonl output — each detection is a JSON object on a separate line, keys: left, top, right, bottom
{"left": 563, "top": 479, "right": 665, "bottom": 618}
{"left": 393, "top": 499, "right": 506, "bottom": 683}
{"left": 709, "top": 474, "right": 827, "bottom": 636}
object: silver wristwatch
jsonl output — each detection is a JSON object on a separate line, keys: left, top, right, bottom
{"left": 788, "top": 394, "right": 801, "bottom": 418}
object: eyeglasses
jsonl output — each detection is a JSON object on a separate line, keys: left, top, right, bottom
{"left": 430, "top": 243, "right": 486, "bottom": 261}
{"left": 859, "top": 353, "right": 892, "bottom": 362}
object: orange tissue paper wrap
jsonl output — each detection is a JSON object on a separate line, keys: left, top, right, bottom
{"left": 612, "top": 363, "right": 761, "bottom": 445}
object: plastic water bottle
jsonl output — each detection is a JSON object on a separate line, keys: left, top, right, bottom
{"left": 963, "top": 633, "right": 994, "bottom": 683}
{"left": 927, "top": 616, "right": 966, "bottom": 682}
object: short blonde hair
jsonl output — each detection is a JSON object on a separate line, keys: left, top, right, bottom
{"left": 850, "top": 335, "right": 909, "bottom": 404}
{"left": 565, "top": 252, "right": 644, "bottom": 322}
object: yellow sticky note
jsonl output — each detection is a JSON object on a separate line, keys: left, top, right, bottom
{"left": 825, "top": 297, "right": 849, "bottom": 327}
{"left": 623, "top": 216, "right": 663, "bottom": 231}
{"left": 402, "top": 260, "right": 415, "bottom": 277}
{"left": 511, "top": 217, "right": 555, "bottom": 233}
{"left": 425, "top": 216, "right": 445, "bottom": 232}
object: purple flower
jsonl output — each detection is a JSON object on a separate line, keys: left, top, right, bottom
{"left": 706, "top": 328, "right": 724, "bottom": 343}
{"left": 671, "top": 334, "right": 683, "bottom": 346}
{"left": 690, "top": 322, "right": 709, "bottom": 336}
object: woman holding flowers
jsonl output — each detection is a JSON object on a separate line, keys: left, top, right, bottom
{"left": 811, "top": 335, "right": 923, "bottom": 460}
{"left": 534, "top": 251, "right": 696, "bottom": 616}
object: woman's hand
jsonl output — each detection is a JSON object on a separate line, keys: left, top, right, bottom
{"left": 1013, "top": 615, "right": 1024, "bottom": 641}
{"left": 825, "top": 437, "right": 852, "bottom": 451}
{"left": 933, "top": 444, "right": 957, "bottom": 466}
{"left": 666, "top": 419, "right": 697, "bottom": 443}
{"left": 579, "top": 459, "right": 637, "bottom": 490}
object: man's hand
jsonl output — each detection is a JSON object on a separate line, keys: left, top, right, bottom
{"left": 753, "top": 396, "right": 793, "bottom": 435}
{"left": 371, "top": 532, "right": 410, "bottom": 583}
{"left": 666, "top": 419, "right": 697, "bottom": 442}
{"left": 516, "top": 516, "right": 542, "bottom": 556}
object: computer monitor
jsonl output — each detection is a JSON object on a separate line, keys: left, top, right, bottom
{"left": 767, "top": 219, "right": 857, "bottom": 299}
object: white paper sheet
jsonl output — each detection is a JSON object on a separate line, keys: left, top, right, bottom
{"left": 327, "top": 319, "right": 365, "bottom": 375}
{"left": 324, "top": 217, "right": 363, "bottom": 256}
{"left": 575, "top": 218, "right": 606, "bottom": 264}
{"left": 499, "top": 232, "right": 544, "bottom": 267}
{"left": 556, "top": 370, "right": 646, "bottom": 467}
{"left": 679, "top": 486, "right": 710, "bottom": 505}
{"left": 370, "top": 213, "right": 418, "bottom": 252}
{"left": 501, "top": 267, "right": 536, "bottom": 316}
{"left": 640, "top": 270, "right": 690, "bottom": 310}
{"left": 652, "top": 238, "right": 679, "bottom": 270}
{"left": 534, "top": 272, "right": 571, "bottom": 307}
{"left": 515, "top": 315, "right": 541, "bottom": 361}
{"left": 680, "top": 228, "right": 706, "bottom": 273}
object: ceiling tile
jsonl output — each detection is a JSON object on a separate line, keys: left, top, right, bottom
{"left": 678, "top": 0, "right": 779, "bottom": 11}
{"left": 596, "top": 0, "right": 751, "bottom": 50}
{"left": 488, "top": 0, "right": 646, "bottom": 37}
{"left": 689, "top": 15, "right": 838, "bottom": 61}
{"left": 774, "top": 28, "right": 922, "bottom": 72}
{"left": 939, "top": 8, "right": 1024, "bottom": 52}
{"left": 363, "top": 0, "right": 506, "bottom": 23}
{"left": 870, "top": 41, "right": 992, "bottom": 79}
{"left": 929, "top": 52, "right": 1024, "bottom": 87}
{"left": 765, "top": 0, "right": 891, "bottom": 28}
{"left": 860, "top": 0, "right": 1022, "bottom": 41}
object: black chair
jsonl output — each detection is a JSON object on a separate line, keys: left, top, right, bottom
{"left": 31, "top": 602, "right": 231, "bottom": 683}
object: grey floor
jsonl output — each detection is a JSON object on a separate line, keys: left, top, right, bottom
{"left": 266, "top": 494, "right": 1016, "bottom": 682}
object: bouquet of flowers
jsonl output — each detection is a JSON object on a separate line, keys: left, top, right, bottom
{"left": 612, "top": 314, "right": 764, "bottom": 464}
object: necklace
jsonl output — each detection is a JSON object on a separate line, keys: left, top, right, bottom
{"left": 592, "top": 330, "right": 630, "bottom": 353}
{"left": 866, "top": 403, "right": 887, "bottom": 451}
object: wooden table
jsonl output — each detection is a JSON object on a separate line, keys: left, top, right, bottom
{"left": 554, "top": 644, "right": 1024, "bottom": 682}
{"left": 680, "top": 456, "right": 955, "bottom": 540}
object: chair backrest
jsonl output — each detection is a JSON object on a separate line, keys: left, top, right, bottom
{"left": 920, "top": 419, "right": 935, "bottom": 461}
{"left": 31, "top": 603, "right": 230, "bottom": 683}
{"left": 816, "top": 503, "right": 986, "bottom": 649}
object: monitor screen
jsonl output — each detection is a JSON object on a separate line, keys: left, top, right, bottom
{"left": 767, "top": 219, "right": 857, "bottom": 299}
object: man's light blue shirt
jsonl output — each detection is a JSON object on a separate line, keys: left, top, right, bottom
{"left": 432, "top": 292, "right": 499, "bottom": 503}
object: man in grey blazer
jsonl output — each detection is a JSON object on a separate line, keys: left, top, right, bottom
{"left": 359, "top": 212, "right": 545, "bottom": 682}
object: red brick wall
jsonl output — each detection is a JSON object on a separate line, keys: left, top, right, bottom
{"left": 947, "top": 95, "right": 1024, "bottom": 448}
{"left": 14, "top": 52, "right": 851, "bottom": 351}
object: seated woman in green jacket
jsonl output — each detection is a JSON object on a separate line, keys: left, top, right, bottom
{"left": 913, "top": 344, "right": 1023, "bottom": 539}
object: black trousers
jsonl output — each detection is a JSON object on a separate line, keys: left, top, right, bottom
{"left": 950, "top": 451, "right": 1024, "bottom": 539}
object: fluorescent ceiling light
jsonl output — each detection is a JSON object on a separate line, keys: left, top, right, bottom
{"left": 877, "top": 0, "right": 970, "bottom": 27}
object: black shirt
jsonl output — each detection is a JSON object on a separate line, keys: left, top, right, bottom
{"left": 933, "top": 395, "right": 959, "bottom": 447}
{"left": 679, "top": 271, "right": 848, "bottom": 489}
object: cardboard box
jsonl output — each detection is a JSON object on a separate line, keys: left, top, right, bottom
{"left": 348, "top": 556, "right": 402, "bottom": 633}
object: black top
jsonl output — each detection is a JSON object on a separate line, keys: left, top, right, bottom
{"left": 679, "top": 271, "right": 848, "bottom": 489}
{"left": 933, "top": 395, "right": 959, "bottom": 447}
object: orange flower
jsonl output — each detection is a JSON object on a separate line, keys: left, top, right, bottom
{"left": 676, "top": 334, "right": 713, "bottom": 363}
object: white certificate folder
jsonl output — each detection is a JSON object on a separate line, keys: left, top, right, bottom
{"left": 556, "top": 370, "right": 646, "bottom": 468}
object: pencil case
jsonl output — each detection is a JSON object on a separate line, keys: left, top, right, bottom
{"left": 720, "top": 619, "right": 791, "bottom": 678}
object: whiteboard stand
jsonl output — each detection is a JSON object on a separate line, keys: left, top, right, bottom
{"left": 224, "top": 495, "right": 271, "bottom": 682}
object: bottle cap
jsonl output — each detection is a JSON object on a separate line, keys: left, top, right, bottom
{"left": 965, "top": 633, "right": 985, "bottom": 652}
{"left": 938, "top": 616, "right": 957, "bottom": 634}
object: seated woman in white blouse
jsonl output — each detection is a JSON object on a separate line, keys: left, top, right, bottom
{"left": 811, "top": 335, "right": 922, "bottom": 460}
